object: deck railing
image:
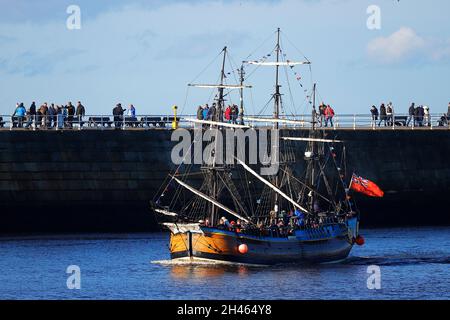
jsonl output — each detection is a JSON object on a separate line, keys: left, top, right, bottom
{"left": 0, "top": 113, "right": 449, "bottom": 131}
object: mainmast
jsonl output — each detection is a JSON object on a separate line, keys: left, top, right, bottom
{"left": 273, "top": 28, "right": 282, "bottom": 212}
{"left": 216, "top": 46, "right": 227, "bottom": 122}
{"left": 309, "top": 83, "right": 317, "bottom": 212}
{"left": 274, "top": 28, "right": 281, "bottom": 129}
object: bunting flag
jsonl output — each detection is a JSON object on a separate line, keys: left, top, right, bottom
{"left": 350, "top": 174, "right": 384, "bottom": 198}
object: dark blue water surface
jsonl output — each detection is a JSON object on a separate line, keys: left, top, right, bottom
{"left": 0, "top": 227, "right": 449, "bottom": 300}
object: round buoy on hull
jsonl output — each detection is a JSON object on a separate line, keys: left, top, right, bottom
{"left": 355, "top": 235, "right": 365, "bottom": 246}
{"left": 238, "top": 244, "right": 248, "bottom": 254}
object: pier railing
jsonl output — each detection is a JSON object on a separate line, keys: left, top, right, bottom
{"left": 0, "top": 113, "right": 449, "bottom": 131}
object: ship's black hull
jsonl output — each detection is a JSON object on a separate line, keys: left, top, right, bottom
{"left": 0, "top": 129, "right": 449, "bottom": 234}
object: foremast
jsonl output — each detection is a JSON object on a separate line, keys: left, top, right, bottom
{"left": 209, "top": 46, "right": 228, "bottom": 226}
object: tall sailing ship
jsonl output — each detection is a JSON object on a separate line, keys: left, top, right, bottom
{"left": 152, "top": 29, "right": 365, "bottom": 265}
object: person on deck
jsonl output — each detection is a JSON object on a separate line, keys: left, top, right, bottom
{"left": 222, "top": 217, "right": 232, "bottom": 229}
{"left": 295, "top": 210, "right": 305, "bottom": 228}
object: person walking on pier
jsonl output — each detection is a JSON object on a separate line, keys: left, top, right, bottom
{"left": 407, "top": 103, "right": 416, "bottom": 127}
{"left": 370, "top": 105, "right": 379, "bottom": 127}
{"left": 378, "top": 103, "right": 387, "bottom": 127}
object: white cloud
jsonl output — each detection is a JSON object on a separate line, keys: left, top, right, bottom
{"left": 367, "top": 27, "right": 426, "bottom": 64}
{"left": 367, "top": 27, "right": 450, "bottom": 65}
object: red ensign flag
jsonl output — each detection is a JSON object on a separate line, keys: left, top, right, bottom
{"left": 350, "top": 174, "right": 384, "bottom": 198}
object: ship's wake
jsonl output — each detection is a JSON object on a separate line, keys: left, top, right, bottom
{"left": 345, "top": 255, "right": 450, "bottom": 267}
{"left": 151, "top": 259, "right": 265, "bottom": 267}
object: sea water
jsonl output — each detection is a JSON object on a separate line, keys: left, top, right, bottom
{"left": 0, "top": 227, "right": 448, "bottom": 300}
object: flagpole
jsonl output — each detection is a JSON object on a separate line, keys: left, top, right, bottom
{"left": 346, "top": 172, "right": 355, "bottom": 212}
{"left": 348, "top": 172, "right": 355, "bottom": 191}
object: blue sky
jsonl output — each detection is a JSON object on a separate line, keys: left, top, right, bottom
{"left": 0, "top": 0, "right": 449, "bottom": 116}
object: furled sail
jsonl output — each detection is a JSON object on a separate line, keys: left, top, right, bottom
{"left": 154, "top": 208, "right": 178, "bottom": 217}
{"left": 235, "top": 158, "right": 310, "bottom": 214}
{"left": 163, "top": 223, "right": 204, "bottom": 235}
{"left": 188, "top": 84, "right": 252, "bottom": 89}
{"left": 244, "top": 117, "right": 308, "bottom": 125}
{"left": 243, "top": 61, "right": 310, "bottom": 66}
{"left": 173, "top": 177, "right": 251, "bottom": 223}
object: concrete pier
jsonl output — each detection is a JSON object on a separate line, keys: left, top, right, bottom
{"left": 0, "top": 129, "right": 449, "bottom": 233}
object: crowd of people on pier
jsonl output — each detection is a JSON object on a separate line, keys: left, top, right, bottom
{"left": 370, "top": 102, "right": 450, "bottom": 127}
{"left": 10, "top": 101, "right": 86, "bottom": 129}
{"left": 5, "top": 101, "right": 139, "bottom": 129}
{"left": 196, "top": 103, "right": 244, "bottom": 125}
